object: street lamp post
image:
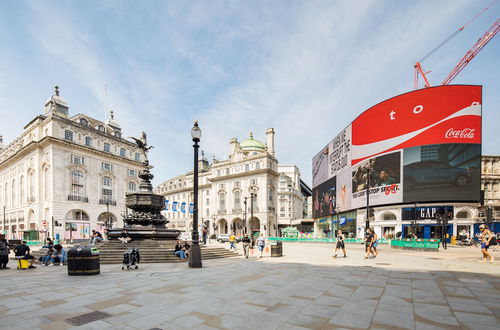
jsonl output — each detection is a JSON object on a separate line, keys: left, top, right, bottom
{"left": 189, "top": 121, "right": 202, "bottom": 268}
{"left": 250, "top": 193, "right": 254, "bottom": 237}
{"left": 364, "top": 162, "right": 372, "bottom": 246}
{"left": 243, "top": 197, "right": 248, "bottom": 235}
{"left": 106, "top": 200, "right": 110, "bottom": 229}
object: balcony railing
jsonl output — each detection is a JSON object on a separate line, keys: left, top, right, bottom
{"left": 99, "top": 199, "right": 117, "bottom": 206}
{"left": 232, "top": 207, "right": 242, "bottom": 214}
{"left": 67, "top": 195, "right": 89, "bottom": 202}
{"left": 218, "top": 209, "right": 227, "bottom": 215}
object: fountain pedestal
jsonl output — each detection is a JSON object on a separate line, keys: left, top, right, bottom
{"left": 106, "top": 162, "right": 180, "bottom": 240}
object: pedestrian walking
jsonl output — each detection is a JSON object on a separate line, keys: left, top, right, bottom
{"left": 229, "top": 233, "right": 237, "bottom": 250}
{"left": 202, "top": 226, "right": 208, "bottom": 245}
{"left": 364, "top": 228, "right": 378, "bottom": 259}
{"left": 241, "top": 235, "right": 251, "bottom": 258}
{"left": 479, "top": 224, "right": 495, "bottom": 263}
{"left": 334, "top": 229, "right": 347, "bottom": 258}
{"left": 257, "top": 233, "right": 265, "bottom": 258}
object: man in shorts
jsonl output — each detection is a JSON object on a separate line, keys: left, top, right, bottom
{"left": 14, "top": 241, "right": 36, "bottom": 269}
{"left": 479, "top": 224, "right": 494, "bottom": 263}
{"left": 334, "top": 229, "right": 346, "bottom": 258}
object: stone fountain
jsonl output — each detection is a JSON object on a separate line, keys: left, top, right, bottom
{"left": 106, "top": 132, "right": 180, "bottom": 240}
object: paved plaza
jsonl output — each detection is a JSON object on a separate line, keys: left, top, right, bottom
{"left": 0, "top": 243, "right": 499, "bottom": 330}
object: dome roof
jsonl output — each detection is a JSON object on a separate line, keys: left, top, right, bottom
{"left": 240, "top": 132, "right": 266, "bottom": 151}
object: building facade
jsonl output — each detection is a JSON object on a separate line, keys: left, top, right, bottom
{"left": 314, "top": 155, "right": 500, "bottom": 239}
{"left": 155, "top": 129, "right": 311, "bottom": 237}
{"left": 0, "top": 87, "right": 143, "bottom": 241}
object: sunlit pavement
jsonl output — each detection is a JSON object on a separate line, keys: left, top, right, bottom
{"left": 0, "top": 243, "right": 499, "bottom": 329}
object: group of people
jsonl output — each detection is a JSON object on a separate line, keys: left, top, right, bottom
{"left": 227, "top": 233, "right": 266, "bottom": 258}
{"left": 173, "top": 240, "right": 191, "bottom": 260}
{"left": 39, "top": 238, "right": 67, "bottom": 266}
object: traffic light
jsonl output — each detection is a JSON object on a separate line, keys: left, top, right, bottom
{"left": 446, "top": 211, "right": 453, "bottom": 221}
{"left": 368, "top": 208, "right": 374, "bottom": 219}
{"left": 486, "top": 207, "right": 493, "bottom": 222}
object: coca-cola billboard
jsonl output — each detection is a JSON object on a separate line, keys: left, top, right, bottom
{"left": 312, "top": 85, "right": 482, "bottom": 217}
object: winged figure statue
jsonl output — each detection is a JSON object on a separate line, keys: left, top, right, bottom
{"left": 129, "top": 131, "right": 154, "bottom": 159}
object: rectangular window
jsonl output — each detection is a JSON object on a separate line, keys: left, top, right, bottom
{"left": 128, "top": 182, "right": 137, "bottom": 192}
{"left": 101, "top": 162, "right": 113, "bottom": 171}
{"left": 225, "top": 168, "right": 230, "bottom": 175}
{"left": 256, "top": 162, "right": 260, "bottom": 169}
{"left": 102, "top": 189, "right": 113, "bottom": 200}
{"left": 234, "top": 181, "right": 240, "bottom": 188}
{"left": 120, "top": 148, "right": 126, "bottom": 157}
{"left": 128, "top": 169, "right": 136, "bottom": 177}
{"left": 64, "top": 130, "right": 73, "bottom": 141}
{"left": 70, "top": 155, "right": 85, "bottom": 165}
{"left": 218, "top": 184, "right": 225, "bottom": 190}
{"left": 135, "top": 153, "right": 140, "bottom": 161}
{"left": 250, "top": 179, "right": 257, "bottom": 185}
{"left": 85, "top": 136, "right": 92, "bottom": 147}
{"left": 245, "top": 164, "right": 250, "bottom": 171}
{"left": 217, "top": 170, "right": 221, "bottom": 177}
{"left": 104, "top": 142, "right": 111, "bottom": 152}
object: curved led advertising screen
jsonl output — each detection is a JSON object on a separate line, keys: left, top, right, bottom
{"left": 312, "top": 85, "right": 481, "bottom": 218}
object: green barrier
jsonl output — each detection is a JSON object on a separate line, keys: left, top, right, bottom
{"left": 268, "top": 237, "right": 390, "bottom": 244}
{"left": 390, "top": 239, "right": 440, "bottom": 249}
{"left": 26, "top": 240, "right": 44, "bottom": 246}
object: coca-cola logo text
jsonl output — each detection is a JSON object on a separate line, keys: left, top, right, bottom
{"left": 445, "top": 128, "right": 475, "bottom": 139}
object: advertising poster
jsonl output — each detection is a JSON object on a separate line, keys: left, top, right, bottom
{"left": 335, "top": 168, "right": 352, "bottom": 211}
{"left": 403, "top": 143, "right": 481, "bottom": 202}
{"left": 351, "top": 151, "right": 402, "bottom": 209}
{"left": 328, "top": 125, "right": 352, "bottom": 178}
{"left": 312, "top": 145, "right": 330, "bottom": 188}
{"left": 312, "top": 176, "right": 336, "bottom": 218}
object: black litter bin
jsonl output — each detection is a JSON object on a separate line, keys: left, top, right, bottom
{"left": 270, "top": 240, "right": 282, "bottom": 257}
{"left": 67, "top": 246, "right": 100, "bottom": 276}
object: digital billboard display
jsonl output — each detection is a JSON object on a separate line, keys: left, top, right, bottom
{"left": 312, "top": 85, "right": 482, "bottom": 215}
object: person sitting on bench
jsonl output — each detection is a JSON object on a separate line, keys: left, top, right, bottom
{"left": 14, "top": 241, "right": 36, "bottom": 269}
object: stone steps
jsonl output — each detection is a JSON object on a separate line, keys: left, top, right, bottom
{"left": 32, "top": 243, "right": 240, "bottom": 264}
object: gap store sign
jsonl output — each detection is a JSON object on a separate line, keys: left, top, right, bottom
{"left": 402, "top": 206, "right": 454, "bottom": 220}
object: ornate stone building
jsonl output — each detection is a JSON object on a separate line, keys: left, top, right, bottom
{"left": 481, "top": 155, "right": 500, "bottom": 220}
{"left": 0, "top": 87, "right": 143, "bottom": 241}
{"left": 155, "top": 129, "right": 311, "bottom": 237}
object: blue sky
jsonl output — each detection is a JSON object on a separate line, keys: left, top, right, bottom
{"left": 1, "top": 0, "right": 499, "bottom": 186}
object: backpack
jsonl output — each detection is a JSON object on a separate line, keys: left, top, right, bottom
{"left": 0, "top": 241, "right": 9, "bottom": 255}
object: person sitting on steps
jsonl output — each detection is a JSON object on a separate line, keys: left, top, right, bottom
{"left": 118, "top": 229, "right": 132, "bottom": 244}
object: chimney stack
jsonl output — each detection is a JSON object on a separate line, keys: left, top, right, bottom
{"left": 266, "top": 128, "right": 275, "bottom": 156}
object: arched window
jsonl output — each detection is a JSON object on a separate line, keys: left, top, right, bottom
{"left": 28, "top": 171, "right": 34, "bottom": 202}
{"left": 11, "top": 180, "right": 15, "bottom": 207}
{"left": 19, "top": 176, "right": 24, "bottom": 205}
{"left": 4, "top": 184, "right": 8, "bottom": 207}
{"left": 43, "top": 168, "right": 49, "bottom": 201}
{"left": 456, "top": 211, "right": 471, "bottom": 219}
{"left": 219, "top": 192, "right": 226, "bottom": 213}
{"left": 382, "top": 212, "right": 397, "bottom": 221}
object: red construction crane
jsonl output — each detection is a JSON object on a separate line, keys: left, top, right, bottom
{"left": 414, "top": 1, "right": 499, "bottom": 89}
{"left": 441, "top": 19, "right": 499, "bottom": 85}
